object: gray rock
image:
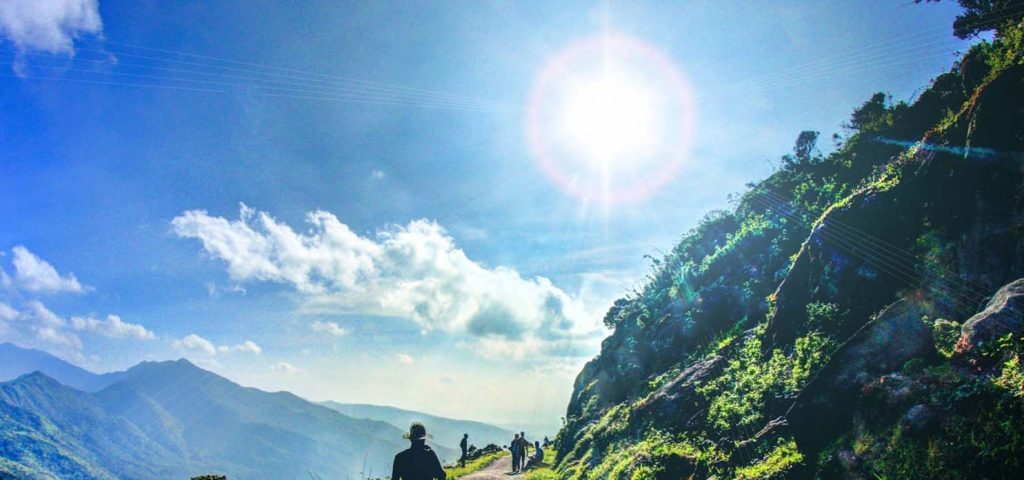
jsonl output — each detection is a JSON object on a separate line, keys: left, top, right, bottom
{"left": 958, "top": 278, "right": 1024, "bottom": 353}
{"left": 834, "top": 300, "right": 933, "bottom": 389}
{"left": 901, "top": 404, "right": 933, "bottom": 434}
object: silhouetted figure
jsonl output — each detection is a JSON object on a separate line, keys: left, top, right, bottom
{"left": 513, "top": 431, "right": 530, "bottom": 473}
{"left": 392, "top": 422, "right": 446, "bottom": 480}
{"left": 543, "top": 436, "right": 550, "bottom": 447}
{"left": 459, "top": 433, "right": 468, "bottom": 468}
{"left": 510, "top": 433, "right": 520, "bottom": 473}
{"left": 526, "top": 441, "right": 544, "bottom": 469}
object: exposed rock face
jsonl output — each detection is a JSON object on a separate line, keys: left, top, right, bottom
{"left": 957, "top": 278, "right": 1024, "bottom": 354}
{"left": 833, "top": 301, "right": 934, "bottom": 390}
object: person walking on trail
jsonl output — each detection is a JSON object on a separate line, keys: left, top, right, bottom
{"left": 392, "top": 422, "right": 446, "bottom": 480}
{"left": 459, "top": 433, "right": 469, "bottom": 468}
{"left": 513, "top": 432, "right": 530, "bottom": 473}
{"left": 510, "top": 433, "right": 521, "bottom": 473}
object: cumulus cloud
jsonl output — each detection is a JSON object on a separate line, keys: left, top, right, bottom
{"left": 9, "top": 246, "right": 87, "bottom": 293}
{"left": 172, "top": 205, "right": 601, "bottom": 356}
{"left": 310, "top": 320, "right": 348, "bottom": 337}
{"left": 173, "top": 334, "right": 217, "bottom": 356}
{"left": 0, "top": 0, "right": 102, "bottom": 56}
{"left": 70, "top": 314, "right": 155, "bottom": 340}
{"left": 173, "top": 334, "right": 261, "bottom": 356}
{"left": 396, "top": 353, "right": 414, "bottom": 364}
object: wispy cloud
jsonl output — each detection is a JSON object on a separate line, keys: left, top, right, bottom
{"left": 396, "top": 353, "right": 414, "bottom": 364}
{"left": 271, "top": 361, "right": 301, "bottom": 373}
{"left": 310, "top": 320, "right": 348, "bottom": 337}
{"left": 173, "top": 333, "right": 261, "bottom": 356}
{"left": 9, "top": 246, "right": 88, "bottom": 293}
{"left": 71, "top": 314, "right": 156, "bottom": 340}
{"left": 172, "top": 204, "right": 604, "bottom": 358}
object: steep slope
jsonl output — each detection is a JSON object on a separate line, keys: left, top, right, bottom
{"left": 322, "top": 401, "right": 515, "bottom": 454}
{"left": 0, "top": 372, "right": 185, "bottom": 480}
{"left": 555, "top": 23, "right": 1024, "bottom": 480}
{"left": 0, "top": 343, "right": 122, "bottom": 392}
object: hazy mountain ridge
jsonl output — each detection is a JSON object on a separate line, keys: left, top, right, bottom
{"left": 554, "top": 18, "right": 1024, "bottom": 480}
{"left": 321, "top": 401, "right": 516, "bottom": 455}
{"left": 0, "top": 343, "right": 460, "bottom": 479}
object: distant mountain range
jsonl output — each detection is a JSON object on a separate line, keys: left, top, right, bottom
{"left": 0, "top": 342, "right": 492, "bottom": 479}
{"left": 321, "top": 402, "right": 515, "bottom": 455}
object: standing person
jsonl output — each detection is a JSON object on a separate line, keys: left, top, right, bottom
{"left": 392, "top": 422, "right": 446, "bottom": 480}
{"left": 510, "top": 433, "right": 521, "bottom": 473}
{"left": 459, "top": 433, "right": 469, "bottom": 468}
{"left": 514, "top": 432, "right": 530, "bottom": 472}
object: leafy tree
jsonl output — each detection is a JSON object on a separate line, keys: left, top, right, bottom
{"left": 845, "top": 92, "right": 890, "bottom": 132}
{"left": 917, "top": 0, "right": 1024, "bottom": 38}
{"left": 603, "top": 298, "right": 631, "bottom": 329}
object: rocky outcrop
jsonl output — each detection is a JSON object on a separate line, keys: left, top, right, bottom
{"left": 957, "top": 278, "right": 1024, "bottom": 354}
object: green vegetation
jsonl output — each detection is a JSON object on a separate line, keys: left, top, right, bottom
{"left": 553, "top": 9, "right": 1024, "bottom": 480}
{"left": 443, "top": 450, "right": 509, "bottom": 479}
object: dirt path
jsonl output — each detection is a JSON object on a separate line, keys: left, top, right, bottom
{"left": 460, "top": 455, "right": 517, "bottom": 479}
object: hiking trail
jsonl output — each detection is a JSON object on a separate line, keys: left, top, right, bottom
{"left": 460, "top": 455, "right": 515, "bottom": 479}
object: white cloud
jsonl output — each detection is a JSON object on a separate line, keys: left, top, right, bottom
{"left": 0, "top": 302, "right": 17, "bottom": 321}
{"left": 271, "top": 361, "right": 301, "bottom": 373}
{"left": 371, "top": 169, "right": 386, "bottom": 179}
{"left": 70, "top": 314, "right": 156, "bottom": 340}
{"left": 35, "top": 325, "right": 82, "bottom": 349}
{"left": 173, "top": 334, "right": 261, "bottom": 356}
{"left": 0, "top": 267, "right": 11, "bottom": 288}
{"left": 0, "top": 0, "right": 102, "bottom": 56}
{"left": 10, "top": 246, "right": 87, "bottom": 293}
{"left": 172, "top": 205, "right": 602, "bottom": 357}
{"left": 173, "top": 334, "right": 217, "bottom": 356}
{"left": 24, "top": 300, "right": 67, "bottom": 327}
{"left": 218, "top": 340, "right": 261, "bottom": 355}
{"left": 310, "top": 320, "right": 348, "bottom": 337}
{"left": 396, "top": 353, "right": 414, "bottom": 364}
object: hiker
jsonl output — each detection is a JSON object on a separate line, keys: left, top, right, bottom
{"left": 526, "top": 441, "right": 544, "bottom": 469}
{"left": 514, "top": 432, "right": 530, "bottom": 473}
{"left": 459, "top": 433, "right": 468, "bottom": 468}
{"left": 510, "top": 433, "right": 521, "bottom": 473}
{"left": 392, "top": 422, "right": 446, "bottom": 480}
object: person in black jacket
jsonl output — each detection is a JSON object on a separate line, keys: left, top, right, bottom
{"left": 392, "top": 422, "right": 446, "bottom": 480}
{"left": 459, "top": 433, "right": 469, "bottom": 467}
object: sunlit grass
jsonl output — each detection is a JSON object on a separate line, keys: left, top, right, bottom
{"left": 444, "top": 450, "right": 510, "bottom": 479}
{"left": 522, "top": 466, "right": 559, "bottom": 480}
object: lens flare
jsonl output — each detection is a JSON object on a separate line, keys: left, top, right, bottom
{"left": 526, "top": 34, "right": 696, "bottom": 204}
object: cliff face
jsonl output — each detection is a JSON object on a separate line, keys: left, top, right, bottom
{"left": 556, "top": 25, "right": 1024, "bottom": 480}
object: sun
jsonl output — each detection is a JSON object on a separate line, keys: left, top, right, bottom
{"left": 526, "top": 34, "right": 695, "bottom": 204}
{"left": 558, "top": 71, "right": 661, "bottom": 165}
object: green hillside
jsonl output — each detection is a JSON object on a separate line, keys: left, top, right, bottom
{"left": 554, "top": 14, "right": 1024, "bottom": 480}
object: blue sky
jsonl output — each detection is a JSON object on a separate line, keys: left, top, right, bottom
{"left": 0, "top": 0, "right": 975, "bottom": 431}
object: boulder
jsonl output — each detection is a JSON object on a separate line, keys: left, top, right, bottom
{"left": 957, "top": 278, "right": 1024, "bottom": 354}
{"left": 833, "top": 300, "right": 934, "bottom": 390}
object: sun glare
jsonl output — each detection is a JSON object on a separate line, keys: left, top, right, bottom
{"left": 559, "top": 72, "right": 660, "bottom": 164}
{"left": 527, "top": 34, "right": 695, "bottom": 204}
